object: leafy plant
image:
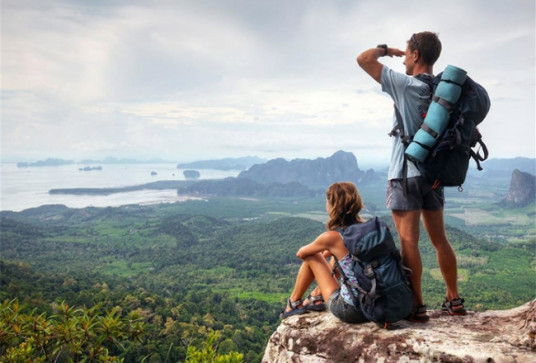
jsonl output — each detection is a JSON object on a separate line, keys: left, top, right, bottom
{"left": 185, "top": 331, "right": 243, "bottom": 363}
{"left": 0, "top": 299, "right": 145, "bottom": 362}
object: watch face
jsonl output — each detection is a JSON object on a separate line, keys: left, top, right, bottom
{"left": 377, "top": 44, "right": 388, "bottom": 55}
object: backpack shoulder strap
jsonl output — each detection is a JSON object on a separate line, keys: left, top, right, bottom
{"left": 388, "top": 73, "right": 434, "bottom": 143}
{"left": 388, "top": 106, "right": 412, "bottom": 145}
{"left": 414, "top": 73, "right": 434, "bottom": 88}
{"left": 388, "top": 73, "right": 435, "bottom": 196}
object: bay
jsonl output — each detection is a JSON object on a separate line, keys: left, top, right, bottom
{"left": 0, "top": 163, "right": 240, "bottom": 212}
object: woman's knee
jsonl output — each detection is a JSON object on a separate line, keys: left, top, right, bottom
{"left": 303, "top": 252, "right": 327, "bottom": 263}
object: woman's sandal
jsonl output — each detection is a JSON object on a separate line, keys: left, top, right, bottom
{"left": 441, "top": 297, "right": 466, "bottom": 316}
{"left": 405, "top": 304, "right": 430, "bottom": 323}
{"left": 280, "top": 298, "right": 308, "bottom": 319}
{"left": 304, "top": 294, "right": 326, "bottom": 312}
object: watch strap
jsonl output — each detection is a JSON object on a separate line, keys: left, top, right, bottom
{"left": 377, "top": 44, "right": 388, "bottom": 56}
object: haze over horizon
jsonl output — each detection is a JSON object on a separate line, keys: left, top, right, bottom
{"left": 2, "top": 0, "right": 535, "bottom": 165}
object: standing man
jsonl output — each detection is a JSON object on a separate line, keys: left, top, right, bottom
{"left": 357, "top": 32, "right": 466, "bottom": 322}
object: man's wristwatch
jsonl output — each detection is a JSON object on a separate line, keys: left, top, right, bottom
{"left": 377, "top": 44, "right": 388, "bottom": 56}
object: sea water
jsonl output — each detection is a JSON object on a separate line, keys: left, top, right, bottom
{"left": 0, "top": 163, "right": 240, "bottom": 212}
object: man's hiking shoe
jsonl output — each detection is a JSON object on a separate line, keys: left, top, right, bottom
{"left": 442, "top": 297, "right": 466, "bottom": 316}
{"left": 404, "top": 305, "right": 430, "bottom": 323}
{"left": 280, "top": 298, "right": 308, "bottom": 319}
{"left": 304, "top": 294, "right": 326, "bottom": 312}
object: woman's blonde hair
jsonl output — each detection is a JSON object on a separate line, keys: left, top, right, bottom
{"left": 326, "top": 182, "right": 364, "bottom": 230}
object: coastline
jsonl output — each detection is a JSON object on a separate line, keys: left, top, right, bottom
{"left": 0, "top": 163, "right": 240, "bottom": 212}
{"left": 48, "top": 180, "right": 195, "bottom": 195}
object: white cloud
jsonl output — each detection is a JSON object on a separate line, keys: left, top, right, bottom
{"left": 1, "top": 0, "right": 534, "bottom": 163}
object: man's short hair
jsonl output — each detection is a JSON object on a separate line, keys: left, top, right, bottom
{"left": 409, "top": 31, "right": 442, "bottom": 65}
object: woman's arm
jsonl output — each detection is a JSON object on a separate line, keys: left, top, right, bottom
{"left": 296, "top": 231, "right": 340, "bottom": 259}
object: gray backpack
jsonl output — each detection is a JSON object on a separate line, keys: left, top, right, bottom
{"left": 335, "top": 217, "right": 413, "bottom": 326}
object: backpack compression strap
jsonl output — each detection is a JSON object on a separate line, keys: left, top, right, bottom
{"left": 332, "top": 254, "right": 379, "bottom": 307}
{"left": 470, "top": 129, "right": 489, "bottom": 171}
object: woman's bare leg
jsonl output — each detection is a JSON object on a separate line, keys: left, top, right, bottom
{"left": 287, "top": 252, "right": 339, "bottom": 311}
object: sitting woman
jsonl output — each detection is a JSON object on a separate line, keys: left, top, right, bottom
{"left": 280, "top": 182, "right": 368, "bottom": 323}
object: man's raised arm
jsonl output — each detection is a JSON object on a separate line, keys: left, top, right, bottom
{"left": 357, "top": 45, "right": 404, "bottom": 83}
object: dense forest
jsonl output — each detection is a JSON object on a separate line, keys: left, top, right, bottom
{"left": 1, "top": 196, "right": 534, "bottom": 362}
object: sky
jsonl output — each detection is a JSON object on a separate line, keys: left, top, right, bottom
{"left": 1, "top": 0, "right": 535, "bottom": 168}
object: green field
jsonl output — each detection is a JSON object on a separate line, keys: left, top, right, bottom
{"left": 1, "top": 185, "right": 534, "bottom": 362}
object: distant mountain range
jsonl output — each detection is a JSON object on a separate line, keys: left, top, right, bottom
{"left": 470, "top": 157, "right": 536, "bottom": 178}
{"left": 178, "top": 150, "right": 380, "bottom": 197}
{"left": 16, "top": 156, "right": 266, "bottom": 169}
{"left": 41, "top": 151, "right": 536, "bottom": 200}
{"left": 177, "top": 156, "right": 267, "bottom": 171}
{"left": 174, "top": 152, "right": 536, "bottom": 199}
{"left": 237, "top": 150, "right": 379, "bottom": 188}
{"left": 17, "top": 158, "right": 75, "bottom": 167}
{"left": 15, "top": 155, "right": 534, "bottom": 178}
{"left": 16, "top": 157, "right": 172, "bottom": 167}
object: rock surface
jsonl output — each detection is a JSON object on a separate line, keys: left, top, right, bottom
{"left": 503, "top": 169, "right": 536, "bottom": 207}
{"left": 263, "top": 300, "right": 536, "bottom": 363}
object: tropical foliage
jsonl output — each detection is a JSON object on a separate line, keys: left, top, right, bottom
{"left": 1, "top": 196, "right": 534, "bottom": 362}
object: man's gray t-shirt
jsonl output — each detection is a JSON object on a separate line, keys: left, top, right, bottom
{"left": 381, "top": 66, "right": 432, "bottom": 180}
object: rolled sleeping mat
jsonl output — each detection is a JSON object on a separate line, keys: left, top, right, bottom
{"left": 440, "top": 65, "right": 467, "bottom": 85}
{"left": 405, "top": 65, "right": 467, "bottom": 163}
{"left": 434, "top": 65, "right": 467, "bottom": 103}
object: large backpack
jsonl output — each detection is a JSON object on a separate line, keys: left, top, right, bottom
{"left": 391, "top": 66, "right": 490, "bottom": 190}
{"left": 334, "top": 217, "right": 413, "bottom": 326}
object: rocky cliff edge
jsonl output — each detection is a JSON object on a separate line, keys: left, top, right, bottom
{"left": 263, "top": 300, "right": 535, "bottom": 363}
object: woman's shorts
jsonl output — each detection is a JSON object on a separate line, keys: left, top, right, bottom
{"left": 329, "top": 290, "right": 368, "bottom": 324}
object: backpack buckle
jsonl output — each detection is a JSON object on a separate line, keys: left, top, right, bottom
{"left": 364, "top": 264, "right": 375, "bottom": 278}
